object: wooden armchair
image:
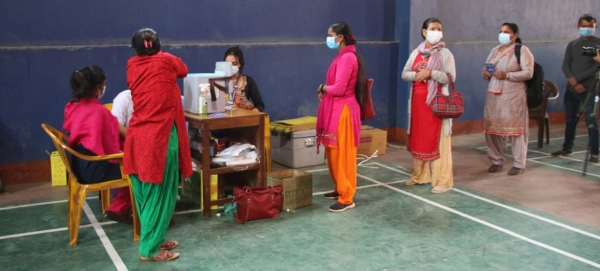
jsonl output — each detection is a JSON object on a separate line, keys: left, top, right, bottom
{"left": 529, "top": 80, "right": 559, "bottom": 149}
{"left": 41, "top": 124, "right": 140, "bottom": 245}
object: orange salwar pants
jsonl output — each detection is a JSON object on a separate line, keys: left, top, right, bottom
{"left": 326, "top": 105, "right": 357, "bottom": 205}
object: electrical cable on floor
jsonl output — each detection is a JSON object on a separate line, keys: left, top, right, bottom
{"left": 357, "top": 149, "right": 379, "bottom": 168}
{"left": 386, "top": 142, "right": 405, "bottom": 149}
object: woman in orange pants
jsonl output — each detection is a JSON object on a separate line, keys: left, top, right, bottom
{"left": 316, "top": 22, "right": 366, "bottom": 212}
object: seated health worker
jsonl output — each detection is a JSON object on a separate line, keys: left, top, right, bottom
{"left": 223, "top": 46, "right": 265, "bottom": 112}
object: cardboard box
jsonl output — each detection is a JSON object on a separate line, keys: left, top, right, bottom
{"left": 358, "top": 126, "right": 387, "bottom": 156}
{"left": 267, "top": 169, "right": 313, "bottom": 210}
{"left": 181, "top": 170, "right": 218, "bottom": 210}
{"left": 271, "top": 129, "right": 325, "bottom": 168}
{"left": 50, "top": 151, "right": 67, "bottom": 186}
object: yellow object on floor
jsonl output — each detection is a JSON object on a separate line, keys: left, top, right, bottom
{"left": 50, "top": 151, "right": 67, "bottom": 186}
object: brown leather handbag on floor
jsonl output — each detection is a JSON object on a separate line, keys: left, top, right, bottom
{"left": 233, "top": 185, "right": 283, "bottom": 224}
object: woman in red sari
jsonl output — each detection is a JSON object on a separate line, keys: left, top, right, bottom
{"left": 124, "top": 28, "right": 191, "bottom": 261}
{"left": 401, "top": 18, "right": 456, "bottom": 194}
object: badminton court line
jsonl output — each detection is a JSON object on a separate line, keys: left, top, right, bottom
{"left": 359, "top": 172, "right": 600, "bottom": 269}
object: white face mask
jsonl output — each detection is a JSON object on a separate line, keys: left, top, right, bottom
{"left": 426, "top": 30, "right": 443, "bottom": 44}
{"left": 232, "top": 65, "right": 239, "bottom": 74}
{"left": 98, "top": 85, "right": 106, "bottom": 99}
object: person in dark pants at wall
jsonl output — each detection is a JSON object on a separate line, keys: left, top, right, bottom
{"left": 552, "top": 14, "right": 600, "bottom": 163}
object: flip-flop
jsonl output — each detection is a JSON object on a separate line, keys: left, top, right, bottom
{"left": 160, "top": 240, "right": 179, "bottom": 250}
{"left": 140, "top": 250, "right": 180, "bottom": 261}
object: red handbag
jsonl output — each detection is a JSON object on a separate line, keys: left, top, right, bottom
{"left": 360, "top": 78, "right": 376, "bottom": 121}
{"left": 429, "top": 74, "right": 464, "bottom": 119}
{"left": 232, "top": 185, "right": 283, "bottom": 224}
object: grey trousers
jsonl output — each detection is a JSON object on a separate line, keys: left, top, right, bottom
{"left": 485, "top": 124, "right": 529, "bottom": 169}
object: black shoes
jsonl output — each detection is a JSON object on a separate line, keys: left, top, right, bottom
{"left": 323, "top": 192, "right": 339, "bottom": 200}
{"left": 488, "top": 165, "right": 503, "bottom": 173}
{"left": 328, "top": 202, "right": 355, "bottom": 212}
{"left": 551, "top": 149, "right": 573, "bottom": 156}
{"left": 507, "top": 167, "right": 525, "bottom": 175}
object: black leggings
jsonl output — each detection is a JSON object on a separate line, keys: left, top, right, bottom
{"left": 71, "top": 144, "right": 122, "bottom": 184}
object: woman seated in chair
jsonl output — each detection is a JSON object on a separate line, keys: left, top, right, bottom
{"left": 63, "top": 65, "right": 131, "bottom": 223}
{"left": 221, "top": 46, "right": 265, "bottom": 112}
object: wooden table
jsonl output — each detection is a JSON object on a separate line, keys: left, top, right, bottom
{"left": 185, "top": 109, "right": 267, "bottom": 217}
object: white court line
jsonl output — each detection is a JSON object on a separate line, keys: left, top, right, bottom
{"left": 0, "top": 221, "right": 117, "bottom": 240}
{"left": 311, "top": 179, "right": 407, "bottom": 196}
{"left": 452, "top": 188, "right": 600, "bottom": 241}
{"left": 306, "top": 168, "right": 329, "bottom": 173}
{"left": 83, "top": 202, "right": 127, "bottom": 271}
{"left": 528, "top": 159, "right": 600, "bottom": 178}
{"left": 172, "top": 179, "right": 408, "bottom": 215}
{"left": 0, "top": 196, "right": 95, "bottom": 211}
{"left": 305, "top": 163, "right": 378, "bottom": 174}
{"left": 0, "top": 164, "right": 372, "bottom": 212}
{"left": 359, "top": 173, "right": 600, "bottom": 269}
{"left": 372, "top": 162, "right": 600, "bottom": 239}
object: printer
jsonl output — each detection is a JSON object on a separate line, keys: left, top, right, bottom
{"left": 183, "top": 62, "right": 236, "bottom": 115}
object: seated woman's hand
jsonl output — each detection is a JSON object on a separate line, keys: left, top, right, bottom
{"left": 594, "top": 49, "right": 600, "bottom": 64}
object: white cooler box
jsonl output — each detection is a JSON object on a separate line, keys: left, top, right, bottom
{"left": 271, "top": 129, "right": 325, "bottom": 168}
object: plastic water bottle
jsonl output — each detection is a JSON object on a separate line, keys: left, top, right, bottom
{"left": 199, "top": 91, "right": 209, "bottom": 115}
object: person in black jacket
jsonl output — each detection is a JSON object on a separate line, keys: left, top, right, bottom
{"left": 222, "top": 46, "right": 265, "bottom": 112}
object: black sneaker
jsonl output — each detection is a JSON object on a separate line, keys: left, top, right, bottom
{"left": 328, "top": 202, "right": 355, "bottom": 212}
{"left": 590, "top": 156, "right": 599, "bottom": 163}
{"left": 323, "top": 191, "right": 339, "bottom": 200}
{"left": 105, "top": 210, "right": 133, "bottom": 225}
{"left": 551, "top": 149, "right": 573, "bottom": 156}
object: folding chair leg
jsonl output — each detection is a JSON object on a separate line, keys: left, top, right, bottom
{"left": 69, "top": 188, "right": 87, "bottom": 246}
{"left": 128, "top": 178, "right": 141, "bottom": 241}
{"left": 100, "top": 189, "right": 111, "bottom": 214}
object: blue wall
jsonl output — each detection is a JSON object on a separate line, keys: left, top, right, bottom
{"left": 6, "top": 0, "right": 598, "bottom": 166}
{"left": 406, "top": 0, "right": 600, "bottom": 123}
{"left": 0, "top": 0, "right": 400, "bottom": 164}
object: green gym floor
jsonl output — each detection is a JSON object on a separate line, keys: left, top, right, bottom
{"left": 2, "top": 125, "right": 600, "bottom": 271}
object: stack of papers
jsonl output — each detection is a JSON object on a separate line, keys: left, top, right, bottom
{"left": 212, "top": 143, "right": 258, "bottom": 166}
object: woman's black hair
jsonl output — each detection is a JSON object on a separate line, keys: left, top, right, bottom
{"left": 329, "top": 22, "right": 366, "bottom": 106}
{"left": 421, "top": 18, "right": 442, "bottom": 39}
{"left": 69, "top": 65, "right": 106, "bottom": 99}
{"left": 131, "top": 28, "right": 161, "bottom": 56}
{"left": 224, "top": 46, "right": 245, "bottom": 74}
{"left": 502, "top": 22, "right": 522, "bottom": 44}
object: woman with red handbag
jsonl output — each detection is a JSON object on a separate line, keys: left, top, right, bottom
{"left": 316, "top": 22, "right": 366, "bottom": 212}
{"left": 401, "top": 18, "right": 456, "bottom": 194}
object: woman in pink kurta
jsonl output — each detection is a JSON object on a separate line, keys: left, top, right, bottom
{"left": 316, "top": 22, "right": 365, "bottom": 212}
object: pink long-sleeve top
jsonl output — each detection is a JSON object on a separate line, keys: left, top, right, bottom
{"left": 63, "top": 98, "right": 121, "bottom": 162}
{"left": 316, "top": 45, "right": 361, "bottom": 151}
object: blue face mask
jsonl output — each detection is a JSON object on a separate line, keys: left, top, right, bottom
{"left": 580, "top": 27, "right": 595, "bottom": 37}
{"left": 498, "top": 33, "right": 511, "bottom": 45}
{"left": 326, "top": 36, "right": 339, "bottom": 49}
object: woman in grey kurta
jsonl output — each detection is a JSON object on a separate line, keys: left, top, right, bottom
{"left": 482, "top": 23, "right": 534, "bottom": 175}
